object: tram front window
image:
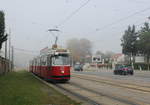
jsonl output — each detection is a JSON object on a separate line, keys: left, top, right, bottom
{"left": 53, "top": 55, "right": 70, "bottom": 65}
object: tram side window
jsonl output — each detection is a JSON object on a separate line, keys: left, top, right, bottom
{"left": 36, "top": 59, "right": 38, "bottom": 66}
{"left": 33, "top": 60, "right": 35, "bottom": 67}
{"left": 33, "top": 60, "right": 34, "bottom": 67}
{"left": 38, "top": 58, "right": 41, "bottom": 66}
{"left": 35, "top": 59, "right": 37, "bottom": 67}
{"left": 47, "top": 56, "right": 52, "bottom": 66}
{"left": 41, "top": 56, "right": 47, "bottom": 66}
{"left": 40, "top": 57, "right": 42, "bottom": 66}
{"left": 31, "top": 61, "right": 33, "bottom": 67}
{"left": 34, "top": 60, "right": 36, "bottom": 68}
{"left": 29, "top": 61, "right": 31, "bottom": 67}
{"left": 37, "top": 59, "right": 39, "bottom": 66}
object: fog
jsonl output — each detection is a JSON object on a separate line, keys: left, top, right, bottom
{"left": 0, "top": 0, "right": 150, "bottom": 68}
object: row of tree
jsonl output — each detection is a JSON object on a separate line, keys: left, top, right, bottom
{"left": 121, "top": 22, "right": 150, "bottom": 69}
{"left": 66, "top": 38, "right": 115, "bottom": 64}
{"left": 0, "top": 11, "right": 7, "bottom": 51}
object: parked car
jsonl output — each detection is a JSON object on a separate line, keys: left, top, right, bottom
{"left": 114, "top": 65, "right": 134, "bottom": 75}
{"left": 74, "top": 64, "right": 83, "bottom": 71}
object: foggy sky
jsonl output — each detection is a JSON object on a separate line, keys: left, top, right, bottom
{"left": 0, "top": 0, "right": 150, "bottom": 54}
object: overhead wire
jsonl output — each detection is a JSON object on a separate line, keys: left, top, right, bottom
{"left": 14, "top": 47, "right": 39, "bottom": 53}
{"left": 57, "top": 0, "right": 91, "bottom": 27}
{"left": 44, "top": 0, "right": 92, "bottom": 46}
{"left": 31, "top": 1, "right": 150, "bottom": 49}
{"left": 91, "top": 6, "right": 150, "bottom": 33}
{"left": 55, "top": 1, "right": 150, "bottom": 39}
{"left": 11, "top": 1, "right": 91, "bottom": 58}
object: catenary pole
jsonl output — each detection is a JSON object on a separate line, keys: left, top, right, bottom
{"left": 8, "top": 29, "right": 11, "bottom": 71}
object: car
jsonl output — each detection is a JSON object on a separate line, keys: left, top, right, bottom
{"left": 114, "top": 65, "right": 134, "bottom": 75}
{"left": 74, "top": 64, "right": 83, "bottom": 71}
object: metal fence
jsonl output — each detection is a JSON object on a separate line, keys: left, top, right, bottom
{"left": 0, "top": 57, "right": 9, "bottom": 75}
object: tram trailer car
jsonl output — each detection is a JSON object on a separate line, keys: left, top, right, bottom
{"left": 29, "top": 46, "right": 71, "bottom": 82}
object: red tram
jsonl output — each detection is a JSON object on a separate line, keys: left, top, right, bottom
{"left": 29, "top": 45, "right": 71, "bottom": 82}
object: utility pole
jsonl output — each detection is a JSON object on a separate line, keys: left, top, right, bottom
{"left": 5, "top": 39, "right": 7, "bottom": 73}
{"left": 71, "top": 55, "right": 74, "bottom": 67}
{"left": 8, "top": 29, "right": 11, "bottom": 71}
{"left": 11, "top": 46, "right": 14, "bottom": 70}
{"left": 5, "top": 39, "right": 7, "bottom": 59}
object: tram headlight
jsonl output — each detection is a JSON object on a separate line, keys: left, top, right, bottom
{"left": 61, "top": 70, "right": 64, "bottom": 73}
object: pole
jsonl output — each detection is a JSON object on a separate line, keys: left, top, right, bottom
{"left": 11, "top": 46, "right": 14, "bottom": 70}
{"left": 5, "top": 40, "right": 7, "bottom": 59}
{"left": 5, "top": 40, "right": 7, "bottom": 73}
{"left": 9, "top": 29, "right": 11, "bottom": 71}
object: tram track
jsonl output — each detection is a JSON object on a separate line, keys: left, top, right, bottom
{"left": 55, "top": 81, "right": 147, "bottom": 105}
{"left": 33, "top": 73, "right": 150, "bottom": 105}
{"left": 72, "top": 73, "right": 150, "bottom": 93}
{"left": 32, "top": 73, "right": 101, "bottom": 105}
{"left": 69, "top": 82, "right": 142, "bottom": 105}
{"left": 55, "top": 84, "right": 101, "bottom": 105}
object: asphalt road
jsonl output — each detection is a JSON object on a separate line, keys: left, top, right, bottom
{"left": 69, "top": 69, "right": 150, "bottom": 105}
{"left": 73, "top": 69, "right": 150, "bottom": 83}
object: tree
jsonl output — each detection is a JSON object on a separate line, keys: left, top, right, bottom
{"left": 67, "top": 38, "right": 80, "bottom": 62}
{"left": 140, "top": 22, "right": 150, "bottom": 33}
{"left": 0, "top": 11, "right": 7, "bottom": 50}
{"left": 138, "top": 23, "right": 150, "bottom": 70}
{"left": 121, "top": 25, "right": 138, "bottom": 64}
{"left": 104, "top": 51, "right": 115, "bottom": 58}
{"left": 95, "top": 50, "right": 105, "bottom": 58}
{"left": 66, "top": 38, "right": 92, "bottom": 63}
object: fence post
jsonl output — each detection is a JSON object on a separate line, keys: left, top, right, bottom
{"left": 0, "top": 56, "right": 10, "bottom": 75}
{"left": 0, "top": 57, "right": 1, "bottom": 75}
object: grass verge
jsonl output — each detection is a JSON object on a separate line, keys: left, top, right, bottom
{"left": 0, "top": 71, "right": 81, "bottom": 105}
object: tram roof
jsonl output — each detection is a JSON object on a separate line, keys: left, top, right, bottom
{"left": 40, "top": 47, "right": 70, "bottom": 56}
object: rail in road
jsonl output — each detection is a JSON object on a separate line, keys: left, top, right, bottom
{"left": 55, "top": 84, "right": 101, "bottom": 105}
{"left": 33, "top": 73, "right": 142, "bottom": 105}
{"left": 72, "top": 73, "right": 150, "bottom": 93}
{"left": 33, "top": 73, "right": 150, "bottom": 105}
{"left": 72, "top": 73, "right": 150, "bottom": 105}
{"left": 55, "top": 82, "right": 140, "bottom": 105}
{"left": 32, "top": 73, "right": 99, "bottom": 105}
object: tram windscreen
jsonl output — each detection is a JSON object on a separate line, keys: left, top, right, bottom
{"left": 53, "top": 54, "right": 70, "bottom": 65}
